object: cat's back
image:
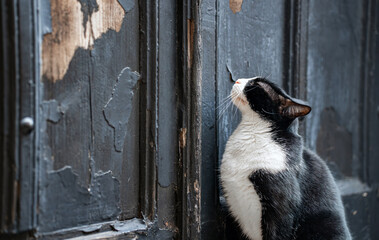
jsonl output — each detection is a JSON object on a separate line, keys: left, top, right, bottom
{"left": 297, "top": 148, "right": 352, "bottom": 240}
{"left": 301, "top": 148, "right": 342, "bottom": 207}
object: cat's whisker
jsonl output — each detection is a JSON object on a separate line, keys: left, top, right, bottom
{"left": 217, "top": 92, "right": 237, "bottom": 110}
{"left": 232, "top": 93, "right": 242, "bottom": 119}
{"left": 264, "top": 72, "right": 272, "bottom": 80}
{"left": 219, "top": 92, "right": 234, "bottom": 103}
{"left": 219, "top": 91, "right": 241, "bottom": 119}
{"left": 218, "top": 95, "right": 233, "bottom": 114}
{"left": 217, "top": 101, "right": 233, "bottom": 119}
{"left": 257, "top": 65, "right": 262, "bottom": 77}
{"left": 217, "top": 97, "right": 234, "bottom": 120}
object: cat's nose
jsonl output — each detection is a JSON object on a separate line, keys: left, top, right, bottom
{"left": 235, "top": 81, "right": 240, "bottom": 84}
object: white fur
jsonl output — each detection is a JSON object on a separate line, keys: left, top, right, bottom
{"left": 220, "top": 78, "right": 288, "bottom": 240}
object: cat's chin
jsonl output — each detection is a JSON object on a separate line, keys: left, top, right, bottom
{"left": 233, "top": 96, "right": 248, "bottom": 106}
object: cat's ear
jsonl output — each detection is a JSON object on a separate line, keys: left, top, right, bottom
{"left": 279, "top": 96, "right": 311, "bottom": 119}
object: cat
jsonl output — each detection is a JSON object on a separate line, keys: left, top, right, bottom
{"left": 220, "top": 77, "right": 351, "bottom": 240}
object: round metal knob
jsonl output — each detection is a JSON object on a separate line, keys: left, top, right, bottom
{"left": 20, "top": 117, "right": 34, "bottom": 134}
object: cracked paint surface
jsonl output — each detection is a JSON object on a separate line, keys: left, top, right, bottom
{"left": 39, "top": 166, "right": 120, "bottom": 232}
{"left": 41, "top": 99, "right": 63, "bottom": 123}
{"left": 103, "top": 67, "right": 140, "bottom": 152}
{"left": 38, "top": 0, "right": 140, "bottom": 231}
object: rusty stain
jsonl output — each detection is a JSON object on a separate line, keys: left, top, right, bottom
{"left": 187, "top": 19, "right": 195, "bottom": 68}
{"left": 179, "top": 128, "right": 187, "bottom": 148}
{"left": 229, "top": 0, "right": 243, "bottom": 14}
{"left": 42, "top": 0, "right": 126, "bottom": 82}
{"left": 164, "top": 221, "right": 179, "bottom": 233}
{"left": 11, "top": 180, "right": 18, "bottom": 224}
{"left": 194, "top": 179, "right": 199, "bottom": 194}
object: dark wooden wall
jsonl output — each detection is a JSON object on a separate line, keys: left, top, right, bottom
{"left": 1, "top": 0, "right": 191, "bottom": 239}
{"left": 1, "top": 0, "right": 379, "bottom": 239}
{"left": 39, "top": 0, "right": 140, "bottom": 231}
{"left": 305, "top": 1, "right": 379, "bottom": 237}
{"left": 197, "top": 0, "right": 379, "bottom": 239}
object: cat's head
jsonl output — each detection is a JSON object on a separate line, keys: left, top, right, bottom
{"left": 231, "top": 77, "right": 311, "bottom": 129}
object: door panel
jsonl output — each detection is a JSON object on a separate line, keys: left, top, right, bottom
{"left": 305, "top": 1, "right": 379, "bottom": 239}
{"left": 306, "top": 0, "right": 363, "bottom": 178}
{"left": 198, "top": 0, "right": 379, "bottom": 239}
{"left": 2, "top": 0, "right": 379, "bottom": 239}
{"left": 39, "top": 0, "right": 141, "bottom": 232}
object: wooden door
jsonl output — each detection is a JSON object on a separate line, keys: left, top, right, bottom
{"left": 195, "top": 0, "right": 379, "bottom": 239}
{"left": 1, "top": 0, "right": 197, "bottom": 239}
{"left": 2, "top": 0, "right": 379, "bottom": 240}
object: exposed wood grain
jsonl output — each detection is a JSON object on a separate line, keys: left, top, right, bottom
{"left": 42, "top": 0, "right": 125, "bottom": 82}
{"left": 229, "top": 0, "right": 243, "bottom": 14}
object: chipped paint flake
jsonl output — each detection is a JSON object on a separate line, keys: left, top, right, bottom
{"left": 42, "top": 100, "right": 63, "bottom": 123}
{"left": 229, "top": 0, "right": 243, "bottom": 14}
{"left": 179, "top": 128, "right": 187, "bottom": 148}
{"left": 117, "top": 0, "right": 135, "bottom": 13}
{"left": 110, "top": 218, "right": 147, "bottom": 232}
{"left": 103, "top": 67, "right": 140, "bottom": 152}
{"left": 42, "top": 0, "right": 127, "bottom": 82}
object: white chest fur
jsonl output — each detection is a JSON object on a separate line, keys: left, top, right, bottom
{"left": 220, "top": 113, "right": 287, "bottom": 240}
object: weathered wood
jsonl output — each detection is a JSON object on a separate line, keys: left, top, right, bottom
{"left": 195, "top": 0, "right": 220, "bottom": 239}
{"left": 0, "top": 0, "right": 18, "bottom": 233}
{"left": 2, "top": 0, "right": 379, "bottom": 239}
{"left": 42, "top": 0, "right": 126, "bottom": 82}
{"left": 39, "top": 0, "right": 140, "bottom": 232}
{"left": 138, "top": 0, "right": 157, "bottom": 221}
{"left": 0, "top": 0, "right": 38, "bottom": 234}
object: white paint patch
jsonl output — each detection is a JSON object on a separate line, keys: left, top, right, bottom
{"left": 220, "top": 78, "right": 287, "bottom": 240}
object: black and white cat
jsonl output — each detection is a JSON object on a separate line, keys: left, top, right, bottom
{"left": 220, "top": 77, "right": 351, "bottom": 240}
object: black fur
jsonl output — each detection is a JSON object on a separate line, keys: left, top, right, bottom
{"left": 244, "top": 78, "right": 351, "bottom": 240}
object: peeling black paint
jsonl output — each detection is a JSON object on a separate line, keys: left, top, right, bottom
{"left": 117, "top": 0, "right": 135, "bottom": 13}
{"left": 39, "top": 166, "right": 120, "bottom": 232}
{"left": 136, "top": 222, "right": 176, "bottom": 240}
{"left": 110, "top": 218, "right": 146, "bottom": 232}
{"left": 39, "top": 8, "right": 141, "bottom": 230}
{"left": 36, "top": 218, "right": 177, "bottom": 239}
{"left": 226, "top": 64, "right": 237, "bottom": 82}
{"left": 40, "top": 0, "right": 52, "bottom": 35}
{"left": 79, "top": 223, "right": 102, "bottom": 233}
{"left": 41, "top": 100, "right": 63, "bottom": 123}
{"left": 103, "top": 67, "right": 140, "bottom": 152}
{"left": 78, "top": 0, "right": 99, "bottom": 35}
